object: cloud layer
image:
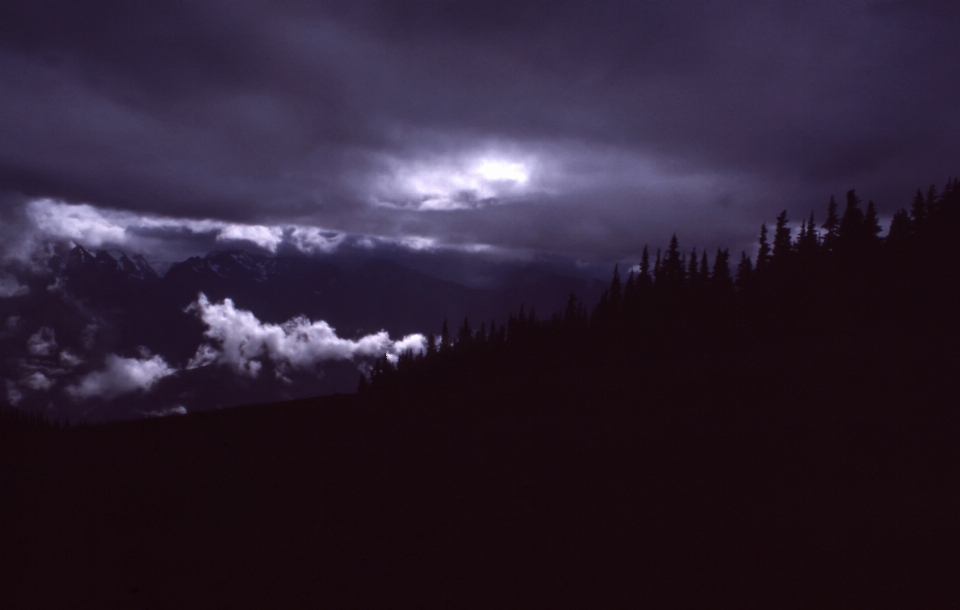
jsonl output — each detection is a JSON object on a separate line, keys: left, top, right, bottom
{"left": 7, "top": 198, "right": 504, "bottom": 266}
{"left": 187, "top": 293, "right": 425, "bottom": 377}
{"left": 1, "top": 1, "right": 958, "bottom": 262}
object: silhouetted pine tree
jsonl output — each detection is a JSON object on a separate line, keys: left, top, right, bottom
{"left": 735, "top": 252, "right": 753, "bottom": 289}
{"left": 712, "top": 248, "right": 732, "bottom": 291}
{"left": 839, "top": 189, "right": 865, "bottom": 251}
{"left": 440, "top": 320, "right": 450, "bottom": 354}
{"left": 653, "top": 248, "right": 663, "bottom": 285}
{"left": 772, "top": 211, "right": 792, "bottom": 264}
{"left": 756, "top": 224, "right": 771, "bottom": 272}
{"left": 863, "top": 201, "right": 883, "bottom": 249}
{"left": 609, "top": 264, "right": 622, "bottom": 306}
{"left": 796, "top": 212, "right": 819, "bottom": 260}
{"left": 686, "top": 249, "right": 699, "bottom": 286}
{"left": 661, "top": 235, "right": 685, "bottom": 291}
{"left": 638, "top": 246, "right": 653, "bottom": 292}
{"left": 886, "top": 208, "right": 912, "bottom": 251}
{"left": 911, "top": 189, "right": 927, "bottom": 225}
{"left": 623, "top": 270, "right": 637, "bottom": 304}
{"left": 926, "top": 184, "right": 938, "bottom": 213}
{"left": 822, "top": 196, "right": 840, "bottom": 253}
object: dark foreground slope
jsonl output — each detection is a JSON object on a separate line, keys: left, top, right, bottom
{"left": 2, "top": 365, "right": 959, "bottom": 608}
{"left": 3, "top": 183, "right": 960, "bottom": 607}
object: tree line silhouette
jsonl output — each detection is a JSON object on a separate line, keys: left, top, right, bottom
{"left": 361, "top": 180, "right": 960, "bottom": 418}
{"left": 346, "top": 180, "right": 960, "bottom": 604}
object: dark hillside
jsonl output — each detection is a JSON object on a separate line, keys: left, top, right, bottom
{"left": 3, "top": 181, "right": 960, "bottom": 607}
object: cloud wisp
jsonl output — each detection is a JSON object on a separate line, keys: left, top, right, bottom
{"left": 66, "top": 353, "right": 176, "bottom": 401}
{"left": 10, "top": 198, "right": 507, "bottom": 265}
{"left": 0, "top": 273, "right": 29, "bottom": 298}
{"left": 26, "top": 327, "right": 57, "bottom": 357}
{"left": 23, "top": 198, "right": 334, "bottom": 255}
{"left": 187, "top": 294, "right": 425, "bottom": 377}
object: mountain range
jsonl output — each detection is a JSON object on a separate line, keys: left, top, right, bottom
{"left": 0, "top": 246, "right": 604, "bottom": 420}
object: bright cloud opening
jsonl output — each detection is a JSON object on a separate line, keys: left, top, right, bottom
{"left": 374, "top": 149, "right": 539, "bottom": 211}
{"left": 474, "top": 159, "right": 529, "bottom": 183}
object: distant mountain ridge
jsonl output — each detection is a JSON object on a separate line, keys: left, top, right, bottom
{"left": 50, "top": 246, "right": 158, "bottom": 282}
{"left": 1, "top": 245, "right": 604, "bottom": 419}
{"left": 49, "top": 246, "right": 604, "bottom": 337}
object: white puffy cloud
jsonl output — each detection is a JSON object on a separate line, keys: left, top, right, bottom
{"left": 217, "top": 224, "right": 283, "bottom": 252}
{"left": 27, "top": 199, "right": 130, "bottom": 247}
{"left": 66, "top": 353, "right": 176, "bottom": 400}
{"left": 187, "top": 293, "right": 426, "bottom": 377}
{"left": 285, "top": 226, "right": 346, "bottom": 254}
{"left": 27, "top": 327, "right": 57, "bottom": 356}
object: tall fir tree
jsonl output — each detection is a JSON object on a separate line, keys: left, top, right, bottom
{"left": 797, "top": 212, "right": 819, "bottom": 257}
{"left": 653, "top": 248, "right": 663, "bottom": 286}
{"left": 839, "top": 189, "right": 865, "bottom": 249}
{"left": 440, "top": 319, "right": 450, "bottom": 353}
{"left": 712, "top": 248, "right": 732, "bottom": 290}
{"left": 458, "top": 318, "right": 473, "bottom": 346}
{"left": 735, "top": 252, "right": 754, "bottom": 289}
{"left": 623, "top": 270, "right": 637, "bottom": 304}
{"left": 910, "top": 189, "right": 927, "bottom": 225}
{"left": 687, "top": 249, "right": 699, "bottom": 285}
{"left": 886, "top": 208, "right": 912, "bottom": 249}
{"left": 772, "top": 210, "right": 792, "bottom": 264}
{"left": 925, "top": 184, "right": 939, "bottom": 214}
{"left": 822, "top": 196, "right": 841, "bottom": 253}
{"left": 864, "top": 201, "right": 883, "bottom": 246}
{"left": 638, "top": 245, "right": 653, "bottom": 291}
{"left": 756, "top": 224, "right": 771, "bottom": 272}
{"left": 662, "top": 235, "right": 685, "bottom": 289}
{"left": 609, "top": 264, "right": 622, "bottom": 305}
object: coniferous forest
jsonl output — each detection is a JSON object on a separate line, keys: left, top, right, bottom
{"left": 3, "top": 182, "right": 960, "bottom": 607}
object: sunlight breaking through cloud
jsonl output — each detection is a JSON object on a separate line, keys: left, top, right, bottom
{"left": 372, "top": 150, "right": 538, "bottom": 211}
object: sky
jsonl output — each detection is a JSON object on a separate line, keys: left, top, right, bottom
{"left": 2, "top": 0, "right": 960, "bottom": 268}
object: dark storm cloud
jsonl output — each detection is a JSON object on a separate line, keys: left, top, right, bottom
{"left": 1, "top": 0, "right": 959, "bottom": 262}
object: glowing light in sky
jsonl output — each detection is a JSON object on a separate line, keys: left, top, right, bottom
{"left": 473, "top": 159, "right": 529, "bottom": 183}
{"left": 375, "top": 151, "right": 537, "bottom": 211}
